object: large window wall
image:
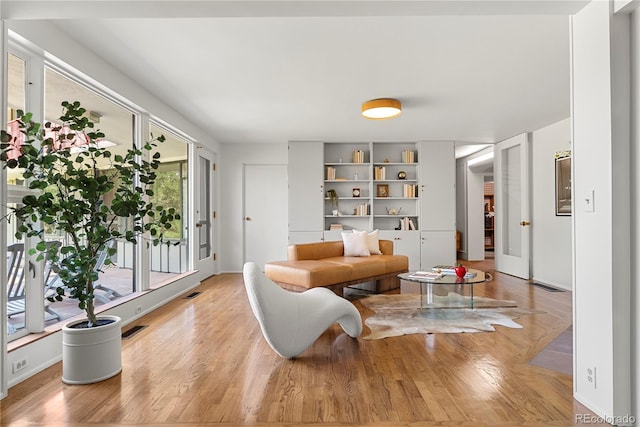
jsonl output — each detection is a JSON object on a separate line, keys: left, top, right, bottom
{"left": 5, "top": 47, "right": 194, "bottom": 340}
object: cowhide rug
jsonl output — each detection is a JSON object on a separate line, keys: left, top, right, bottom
{"left": 359, "top": 293, "right": 542, "bottom": 340}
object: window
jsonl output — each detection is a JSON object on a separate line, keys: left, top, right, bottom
{"left": 44, "top": 68, "right": 136, "bottom": 320}
{"left": 4, "top": 42, "right": 198, "bottom": 341}
{"left": 148, "top": 123, "right": 189, "bottom": 286}
{"left": 6, "top": 53, "right": 30, "bottom": 339}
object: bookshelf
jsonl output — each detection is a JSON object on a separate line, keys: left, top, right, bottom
{"left": 323, "top": 142, "right": 419, "bottom": 233}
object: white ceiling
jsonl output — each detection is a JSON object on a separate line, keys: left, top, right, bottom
{"left": 3, "top": 1, "right": 587, "bottom": 155}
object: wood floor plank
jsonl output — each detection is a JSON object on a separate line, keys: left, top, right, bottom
{"left": 1, "top": 259, "right": 602, "bottom": 426}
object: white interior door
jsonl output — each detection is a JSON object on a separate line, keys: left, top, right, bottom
{"left": 194, "top": 149, "right": 216, "bottom": 275}
{"left": 494, "top": 134, "right": 531, "bottom": 279}
{"left": 243, "top": 164, "right": 288, "bottom": 270}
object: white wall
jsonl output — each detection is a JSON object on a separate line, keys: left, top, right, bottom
{"left": 572, "top": 0, "right": 632, "bottom": 420}
{"left": 219, "top": 143, "right": 288, "bottom": 272}
{"left": 531, "top": 118, "right": 572, "bottom": 290}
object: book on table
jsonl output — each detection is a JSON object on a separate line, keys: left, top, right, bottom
{"left": 407, "top": 271, "right": 442, "bottom": 280}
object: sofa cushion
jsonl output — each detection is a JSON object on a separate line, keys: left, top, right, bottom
{"left": 264, "top": 260, "right": 352, "bottom": 288}
{"left": 287, "top": 241, "right": 344, "bottom": 261}
{"left": 377, "top": 254, "right": 409, "bottom": 272}
{"left": 324, "top": 256, "right": 387, "bottom": 280}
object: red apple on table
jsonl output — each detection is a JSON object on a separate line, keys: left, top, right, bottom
{"left": 455, "top": 265, "right": 467, "bottom": 279}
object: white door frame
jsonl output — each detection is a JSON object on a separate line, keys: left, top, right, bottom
{"left": 494, "top": 133, "right": 531, "bottom": 279}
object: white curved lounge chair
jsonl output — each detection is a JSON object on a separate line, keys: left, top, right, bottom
{"left": 242, "top": 262, "right": 363, "bottom": 358}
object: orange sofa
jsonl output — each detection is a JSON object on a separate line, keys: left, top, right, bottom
{"left": 264, "top": 240, "right": 408, "bottom": 296}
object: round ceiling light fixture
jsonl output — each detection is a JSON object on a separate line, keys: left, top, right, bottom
{"left": 361, "top": 98, "right": 402, "bottom": 120}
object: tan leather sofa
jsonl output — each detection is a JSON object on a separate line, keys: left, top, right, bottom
{"left": 264, "top": 240, "right": 409, "bottom": 295}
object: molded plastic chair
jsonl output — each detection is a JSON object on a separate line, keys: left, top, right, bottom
{"left": 242, "top": 262, "right": 362, "bottom": 358}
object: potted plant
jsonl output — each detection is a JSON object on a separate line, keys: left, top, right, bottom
{"left": 326, "top": 189, "right": 339, "bottom": 216}
{"left": 1, "top": 101, "right": 179, "bottom": 384}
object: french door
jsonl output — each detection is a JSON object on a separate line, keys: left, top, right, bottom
{"left": 193, "top": 148, "right": 216, "bottom": 276}
{"left": 494, "top": 134, "right": 531, "bottom": 279}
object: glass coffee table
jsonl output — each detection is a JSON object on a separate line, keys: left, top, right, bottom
{"left": 398, "top": 269, "right": 487, "bottom": 310}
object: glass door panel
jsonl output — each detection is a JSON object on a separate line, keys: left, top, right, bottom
{"left": 494, "top": 134, "right": 530, "bottom": 279}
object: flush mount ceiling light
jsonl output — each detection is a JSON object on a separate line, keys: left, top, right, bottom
{"left": 361, "top": 98, "right": 402, "bottom": 120}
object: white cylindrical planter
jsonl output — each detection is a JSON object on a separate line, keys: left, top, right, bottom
{"left": 62, "top": 315, "right": 122, "bottom": 384}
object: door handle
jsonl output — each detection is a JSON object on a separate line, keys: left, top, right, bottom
{"left": 245, "top": 217, "right": 252, "bottom": 221}
{"left": 520, "top": 221, "right": 531, "bottom": 226}
{"left": 195, "top": 223, "right": 202, "bottom": 228}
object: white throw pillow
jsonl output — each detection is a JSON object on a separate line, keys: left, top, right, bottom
{"left": 342, "top": 230, "right": 370, "bottom": 257}
{"left": 354, "top": 229, "right": 382, "bottom": 255}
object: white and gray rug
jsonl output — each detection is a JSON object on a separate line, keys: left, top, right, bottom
{"left": 359, "top": 293, "right": 542, "bottom": 340}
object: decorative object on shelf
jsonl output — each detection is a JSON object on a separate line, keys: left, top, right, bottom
{"left": 326, "top": 189, "right": 339, "bottom": 213}
{"left": 353, "top": 171, "right": 359, "bottom": 180}
{"left": 377, "top": 184, "right": 389, "bottom": 198}
{"left": 386, "top": 207, "right": 402, "bottom": 215}
{"left": 397, "top": 171, "right": 407, "bottom": 180}
{"left": 361, "top": 98, "right": 402, "bottom": 120}
{"left": 352, "top": 188, "right": 361, "bottom": 197}
{"left": 384, "top": 158, "right": 390, "bottom": 163}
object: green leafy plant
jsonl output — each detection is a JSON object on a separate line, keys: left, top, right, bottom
{"left": 1, "top": 101, "right": 179, "bottom": 327}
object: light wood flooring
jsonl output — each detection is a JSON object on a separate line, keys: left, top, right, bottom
{"left": 1, "top": 259, "right": 600, "bottom": 426}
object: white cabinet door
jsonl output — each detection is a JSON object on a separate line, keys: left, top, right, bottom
{"left": 418, "top": 141, "right": 456, "bottom": 231}
{"left": 421, "top": 230, "right": 456, "bottom": 269}
{"left": 289, "top": 231, "right": 325, "bottom": 245}
{"left": 379, "top": 230, "right": 421, "bottom": 271}
{"left": 288, "top": 142, "right": 324, "bottom": 232}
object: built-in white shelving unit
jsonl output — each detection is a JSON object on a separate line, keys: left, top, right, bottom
{"left": 288, "top": 140, "right": 456, "bottom": 269}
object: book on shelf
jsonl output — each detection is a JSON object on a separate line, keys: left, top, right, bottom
{"left": 374, "top": 166, "right": 386, "bottom": 180}
{"left": 402, "top": 149, "right": 415, "bottom": 164}
{"left": 326, "top": 166, "right": 336, "bottom": 180}
{"left": 329, "top": 223, "right": 344, "bottom": 230}
{"left": 403, "top": 183, "right": 417, "bottom": 198}
{"left": 353, "top": 150, "right": 365, "bottom": 164}
{"left": 398, "top": 216, "right": 415, "bottom": 231}
{"left": 354, "top": 203, "right": 369, "bottom": 216}
{"left": 407, "top": 271, "right": 442, "bottom": 280}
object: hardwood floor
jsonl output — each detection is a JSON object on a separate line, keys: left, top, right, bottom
{"left": 1, "top": 259, "right": 600, "bottom": 426}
